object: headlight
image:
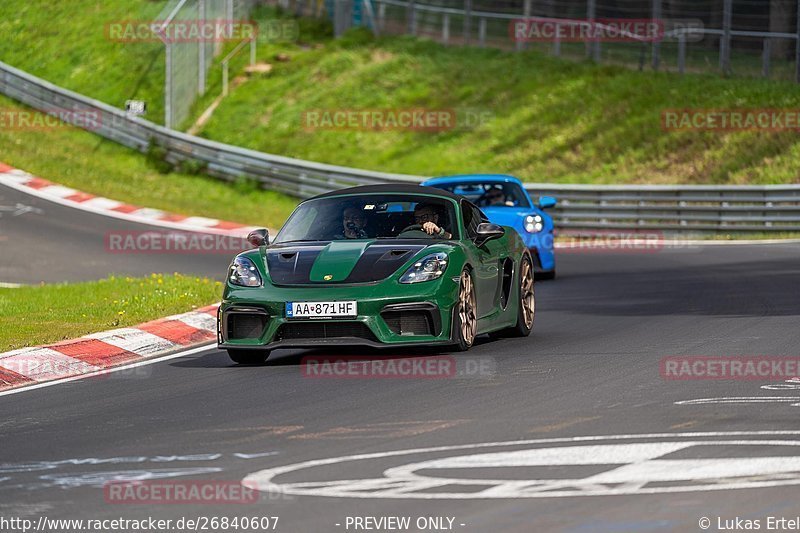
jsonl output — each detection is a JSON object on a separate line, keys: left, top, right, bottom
{"left": 525, "top": 214, "right": 544, "bottom": 233}
{"left": 229, "top": 256, "right": 262, "bottom": 287}
{"left": 399, "top": 252, "right": 448, "bottom": 283}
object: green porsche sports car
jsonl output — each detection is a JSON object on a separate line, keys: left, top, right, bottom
{"left": 217, "top": 184, "right": 535, "bottom": 364}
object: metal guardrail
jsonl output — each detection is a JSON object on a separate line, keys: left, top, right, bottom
{"left": 2, "top": 59, "right": 800, "bottom": 233}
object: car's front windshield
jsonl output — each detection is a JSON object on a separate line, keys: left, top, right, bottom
{"left": 430, "top": 182, "right": 530, "bottom": 208}
{"left": 274, "top": 194, "right": 458, "bottom": 243}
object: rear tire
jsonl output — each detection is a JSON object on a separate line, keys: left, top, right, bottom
{"left": 227, "top": 349, "right": 270, "bottom": 365}
{"left": 451, "top": 268, "right": 477, "bottom": 352}
{"left": 504, "top": 253, "right": 535, "bottom": 337}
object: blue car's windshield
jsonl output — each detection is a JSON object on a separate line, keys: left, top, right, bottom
{"left": 429, "top": 182, "right": 530, "bottom": 209}
{"left": 275, "top": 194, "right": 458, "bottom": 243}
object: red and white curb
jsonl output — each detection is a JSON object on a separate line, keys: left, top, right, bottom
{"left": 0, "top": 162, "right": 258, "bottom": 237}
{"left": 0, "top": 304, "right": 219, "bottom": 392}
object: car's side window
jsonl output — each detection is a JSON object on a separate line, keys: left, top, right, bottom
{"left": 461, "top": 200, "right": 482, "bottom": 240}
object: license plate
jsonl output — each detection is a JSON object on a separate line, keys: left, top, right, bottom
{"left": 286, "top": 301, "right": 357, "bottom": 319}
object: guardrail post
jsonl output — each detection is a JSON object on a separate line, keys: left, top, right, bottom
{"left": 678, "top": 33, "right": 686, "bottom": 74}
{"left": 720, "top": 0, "right": 732, "bottom": 75}
{"left": 464, "top": 0, "right": 472, "bottom": 45}
{"left": 651, "top": 0, "right": 661, "bottom": 70}
{"left": 442, "top": 13, "right": 450, "bottom": 44}
{"left": 478, "top": 18, "right": 486, "bottom": 47}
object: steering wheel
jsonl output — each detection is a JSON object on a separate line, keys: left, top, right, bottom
{"left": 398, "top": 224, "right": 431, "bottom": 238}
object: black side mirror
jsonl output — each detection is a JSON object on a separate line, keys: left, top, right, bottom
{"left": 247, "top": 228, "right": 269, "bottom": 247}
{"left": 474, "top": 223, "right": 504, "bottom": 247}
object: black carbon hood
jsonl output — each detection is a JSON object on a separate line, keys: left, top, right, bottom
{"left": 265, "top": 241, "right": 430, "bottom": 285}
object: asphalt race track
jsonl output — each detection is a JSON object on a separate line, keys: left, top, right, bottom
{"left": 0, "top": 182, "right": 232, "bottom": 283}
{"left": 3, "top": 184, "right": 800, "bottom": 531}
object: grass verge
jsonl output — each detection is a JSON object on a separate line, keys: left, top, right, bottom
{"left": 194, "top": 8, "right": 800, "bottom": 185}
{"left": 0, "top": 0, "right": 168, "bottom": 124}
{"left": 0, "top": 94, "right": 299, "bottom": 228}
{"left": 0, "top": 274, "right": 222, "bottom": 352}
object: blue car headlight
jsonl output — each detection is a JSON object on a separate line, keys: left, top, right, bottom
{"left": 525, "top": 214, "right": 544, "bottom": 233}
{"left": 229, "top": 256, "right": 262, "bottom": 287}
{"left": 399, "top": 252, "right": 448, "bottom": 283}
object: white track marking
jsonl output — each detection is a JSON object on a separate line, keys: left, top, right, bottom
{"left": 676, "top": 397, "right": 800, "bottom": 406}
{"left": 244, "top": 432, "right": 800, "bottom": 499}
{"left": 0, "top": 348, "right": 99, "bottom": 381}
{"left": 0, "top": 170, "right": 31, "bottom": 184}
{"left": 0, "top": 344, "right": 216, "bottom": 398}
{"left": 38, "top": 185, "right": 77, "bottom": 198}
{"left": 80, "top": 197, "right": 122, "bottom": 210}
{"left": 129, "top": 207, "right": 168, "bottom": 220}
{"left": 180, "top": 216, "right": 222, "bottom": 227}
{"left": 85, "top": 328, "right": 177, "bottom": 356}
{"left": 169, "top": 310, "right": 217, "bottom": 332}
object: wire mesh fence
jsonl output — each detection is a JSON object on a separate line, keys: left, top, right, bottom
{"left": 287, "top": 0, "right": 800, "bottom": 83}
{"left": 157, "top": 0, "right": 258, "bottom": 129}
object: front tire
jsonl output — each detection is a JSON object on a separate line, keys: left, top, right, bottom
{"left": 227, "top": 349, "right": 270, "bottom": 365}
{"left": 505, "top": 253, "right": 535, "bottom": 337}
{"left": 451, "top": 268, "right": 477, "bottom": 352}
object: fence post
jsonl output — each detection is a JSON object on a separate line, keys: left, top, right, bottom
{"left": 408, "top": 0, "right": 416, "bottom": 35}
{"left": 678, "top": 33, "right": 686, "bottom": 74}
{"left": 720, "top": 0, "right": 732, "bottom": 75}
{"left": 362, "top": 0, "right": 380, "bottom": 37}
{"left": 443, "top": 13, "right": 450, "bottom": 44}
{"left": 478, "top": 18, "right": 486, "bottom": 47}
{"left": 165, "top": 42, "right": 173, "bottom": 129}
{"left": 464, "top": 0, "right": 472, "bottom": 45}
{"left": 763, "top": 38, "right": 771, "bottom": 78}
{"left": 378, "top": 2, "right": 385, "bottom": 31}
{"left": 517, "top": 0, "right": 531, "bottom": 52}
{"left": 651, "top": 0, "right": 661, "bottom": 70}
{"left": 796, "top": 0, "right": 800, "bottom": 83}
{"left": 586, "top": 0, "right": 599, "bottom": 61}
{"left": 553, "top": 23, "right": 561, "bottom": 56}
{"left": 198, "top": 0, "right": 206, "bottom": 95}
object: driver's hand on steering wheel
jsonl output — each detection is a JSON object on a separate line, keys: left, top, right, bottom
{"left": 421, "top": 222, "right": 451, "bottom": 239}
{"left": 421, "top": 221, "right": 440, "bottom": 235}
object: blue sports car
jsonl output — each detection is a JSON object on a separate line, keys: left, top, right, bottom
{"left": 422, "top": 175, "right": 557, "bottom": 279}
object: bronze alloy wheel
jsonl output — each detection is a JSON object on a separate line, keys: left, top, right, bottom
{"left": 520, "top": 256, "right": 535, "bottom": 329}
{"left": 458, "top": 269, "right": 477, "bottom": 347}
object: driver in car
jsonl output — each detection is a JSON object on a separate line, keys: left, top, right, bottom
{"left": 413, "top": 203, "right": 452, "bottom": 239}
{"left": 482, "top": 186, "right": 509, "bottom": 206}
{"left": 337, "top": 206, "right": 369, "bottom": 239}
